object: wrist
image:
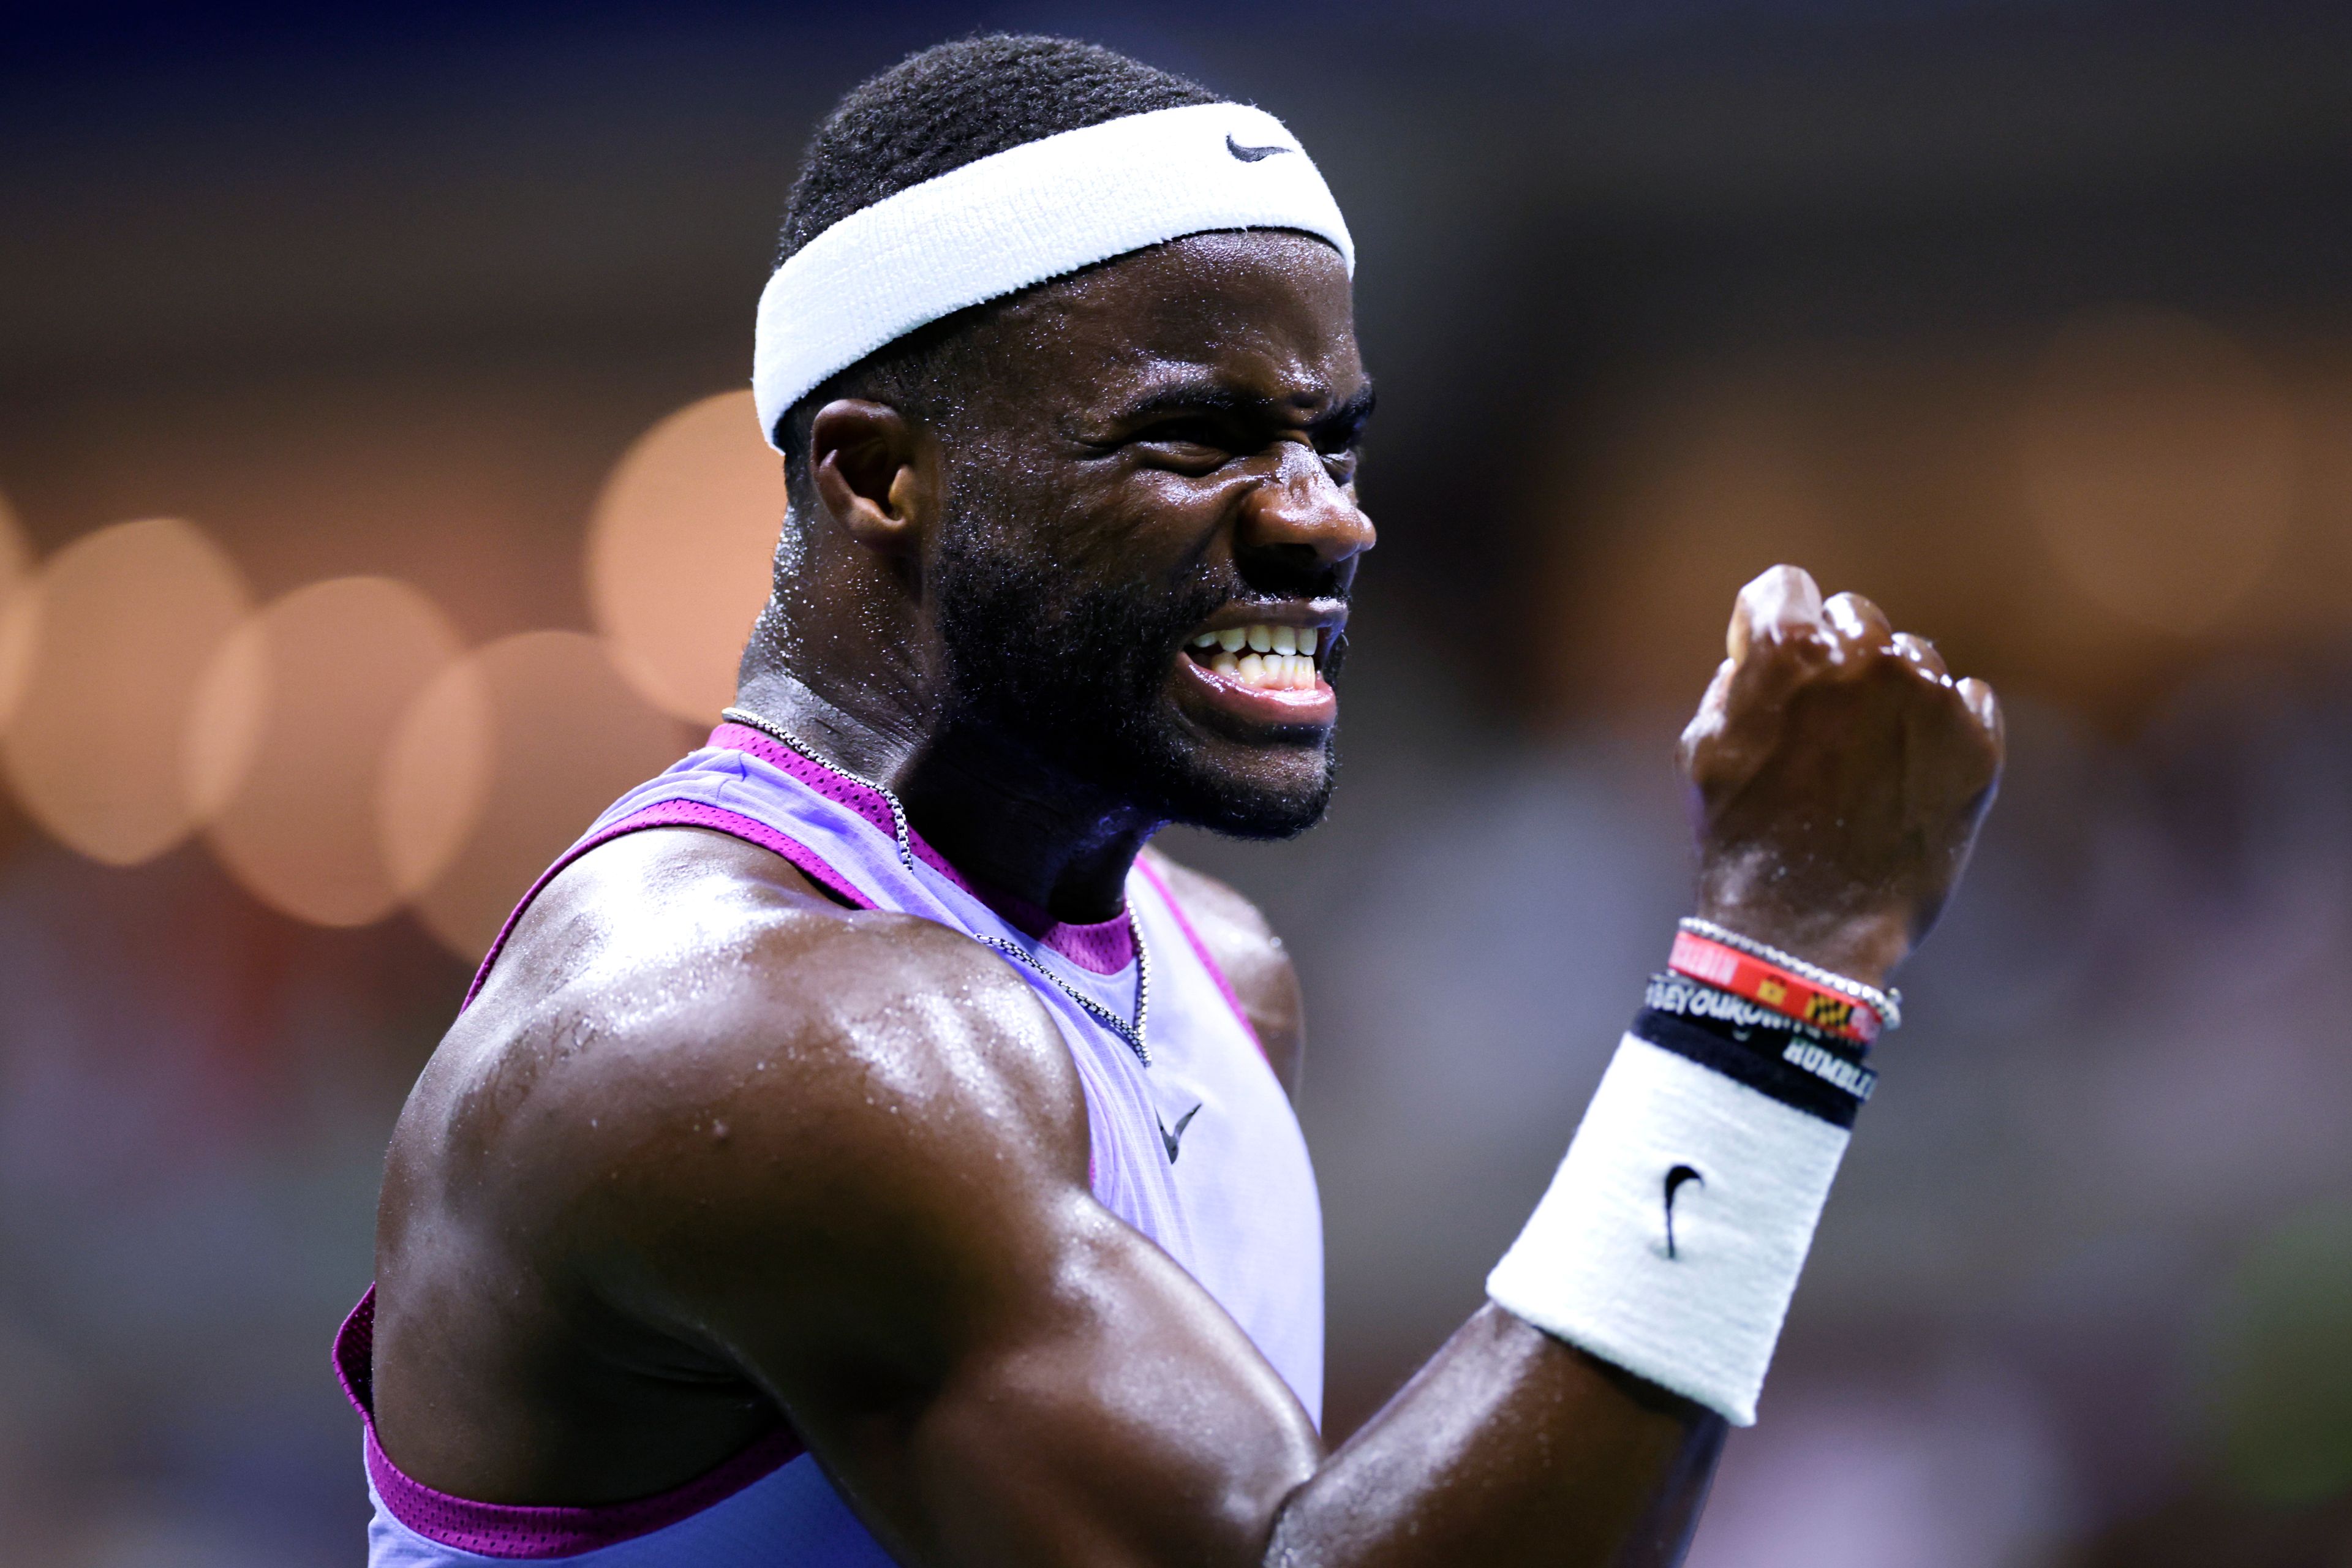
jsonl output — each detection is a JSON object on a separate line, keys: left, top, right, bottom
{"left": 1687, "top": 899, "right": 1906, "bottom": 992}
{"left": 1671, "top": 920, "right": 1899, "bottom": 1046}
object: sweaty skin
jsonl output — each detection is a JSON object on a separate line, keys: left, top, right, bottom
{"left": 371, "top": 232, "right": 2002, "bottom": 1567}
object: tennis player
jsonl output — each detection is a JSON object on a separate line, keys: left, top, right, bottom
{"left": 338, "top": 34, "right": 2003, "bottom": 1567}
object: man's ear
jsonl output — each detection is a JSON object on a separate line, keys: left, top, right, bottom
{"left": 809, "top": 399, "right": 930, "bottom": 555}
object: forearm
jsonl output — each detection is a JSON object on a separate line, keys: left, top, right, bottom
{"left": 1264, "top": 1305, "right": 1722, "bottom": 1568}
{"left": 1267, "top": 935, "right": 1881, "bottom": 1565}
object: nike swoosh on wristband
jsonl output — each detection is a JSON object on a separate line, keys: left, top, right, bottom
{"left": 1226, "top": 134, "right": 1291, "bottom": 163}
{"left": 1662, "top": 1164, "right": 1704, "bottom": 1260}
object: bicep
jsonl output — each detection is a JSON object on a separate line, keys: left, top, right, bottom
{"left": 876, "top": 1200, "right": 1321, "bottom": 1567}
{"left": 645, "top": 925, "right": 1321, "bottom": 1568}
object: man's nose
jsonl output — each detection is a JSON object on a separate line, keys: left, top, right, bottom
{"left": 1236, "top": 442, "right": 1376, "bottom": 570}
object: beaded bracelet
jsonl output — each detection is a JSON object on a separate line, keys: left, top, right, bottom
{"left": 1668, "top": 920, "right": 1898, "bottom": 1046}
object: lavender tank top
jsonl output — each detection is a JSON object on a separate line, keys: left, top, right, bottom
{"left": 339, "top": 723, "right": 1324, "bottom": 1565}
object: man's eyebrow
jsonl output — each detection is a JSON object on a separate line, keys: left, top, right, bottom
{"left": 1107, "top": 381, "right": 1257, "bottom": 424}
{"left": 1107, "top": 379, "right": 1378, "bottom": 428}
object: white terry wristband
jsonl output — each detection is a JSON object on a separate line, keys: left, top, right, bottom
{"left": 1486, "top": 1031, "right": 1853, "bottom": 1425}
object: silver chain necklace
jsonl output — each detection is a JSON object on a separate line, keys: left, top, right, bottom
{"left": 721, "top": 705, "right": 1150, "bottom": 1065}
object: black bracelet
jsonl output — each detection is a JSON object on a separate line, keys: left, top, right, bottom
{"left": 1633, "top": 971, "right": 1876, "bottom": 1129}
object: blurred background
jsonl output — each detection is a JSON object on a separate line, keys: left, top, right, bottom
{"left": 4, "top": 1, "right": 2352, "bottom": 1562}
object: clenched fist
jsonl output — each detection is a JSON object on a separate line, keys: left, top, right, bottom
{"left": 1679, "top": 565, "right": 2003, "bottom": 990}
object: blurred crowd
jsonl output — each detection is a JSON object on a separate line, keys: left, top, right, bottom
{"left": 6, "top": 2, "right": 2352, "bottom": 1562}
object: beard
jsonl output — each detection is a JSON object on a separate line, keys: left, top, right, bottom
{"left": 932, "top": 522, "right": 1338, "bottom": 840}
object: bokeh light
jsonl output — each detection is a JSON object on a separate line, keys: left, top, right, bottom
{"left": 0, "top": 487, "right": 34, "bottom": 729}
{"left": 586, "top": 390, "right": 783, "bottom": 723}
{"left": 0, "top": 518, "right": 252, "bottom": 865}
{"left": 191, "top": 576, "right": 466, "bottom": 927}
{"left": 383, "top": 630, "right": 692, "bottom": 961}
{"left": 378, "top": 639, "right": 493, "bottom": 905}
{"left": 2018, "top": 309, "right": 2297, "bottom": 635}
{"left": 1535, "top": 377, "right": 1860, "bottom": 718}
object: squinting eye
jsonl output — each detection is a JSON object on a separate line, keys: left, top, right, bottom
{"left": 1148, "top": 423, "right": 1226, "bottom": 450}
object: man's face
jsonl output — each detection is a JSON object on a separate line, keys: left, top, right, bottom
{"left": 927, "top": 230, "right": 1373, "bottom": 838}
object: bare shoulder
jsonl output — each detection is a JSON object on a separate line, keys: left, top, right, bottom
{"left": 371, "top": 826, "right": 1121, "bottom": 1490}
{"left": 1140, "top": 845, "right": 1305, "bottom": 1095}
{"left": 385, "top": 824, "right": 1092, "bottom": 1325}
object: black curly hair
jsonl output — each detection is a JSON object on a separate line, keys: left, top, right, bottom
{"left": 767, "top": 35, "right": 1218, "bottom": 487}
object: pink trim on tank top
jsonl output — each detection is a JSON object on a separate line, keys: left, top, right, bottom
{"left": 453, "top": 766, "right": 1102, "bottom": 1184}
{"left": 333, "top": 1288, "right": 803, "bottom": 1559}
{"left": 960, "top": 882, "right": 1137, "bottom": 976}
{"left": 1136, "top": 859, "right": 1269, "bottom": 1065}
{"left": 460, "top": 797, "right": 875, "bottom": 1013}
{"left": 709, "top": 723, "right": 1135, "bottom": 974}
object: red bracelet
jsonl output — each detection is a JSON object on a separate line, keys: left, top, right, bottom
{"left": 1667, "top": 929, "right": 1884, "bottom": 1046}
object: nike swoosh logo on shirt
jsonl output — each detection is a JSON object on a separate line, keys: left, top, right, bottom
{"left": 1158, "top": 1104, "right": 1203, "bottom": 1163}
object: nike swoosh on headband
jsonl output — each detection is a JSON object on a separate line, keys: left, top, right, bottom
{"left": 1226, "top": 134, "right": 1291, "bottom": 162}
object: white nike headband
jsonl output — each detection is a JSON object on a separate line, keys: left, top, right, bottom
{"left": 750, "top": 100, "right": 1355, "bottom": 451}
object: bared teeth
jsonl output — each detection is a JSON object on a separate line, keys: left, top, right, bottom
{"left": 1205, "top": 647, "right": 1317, "bottom": 690}
{"left": 1191, "top": 624, "right": 1330, "bottom": 689}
